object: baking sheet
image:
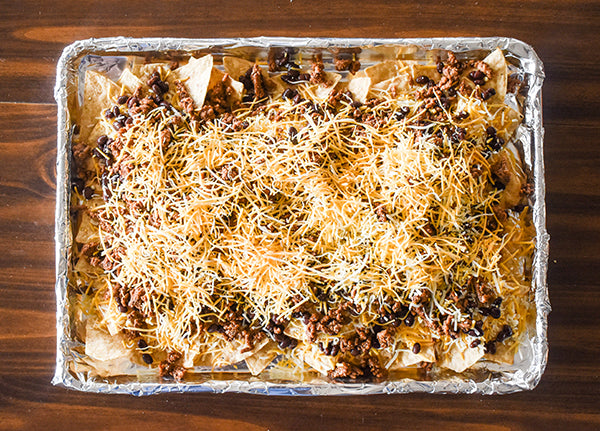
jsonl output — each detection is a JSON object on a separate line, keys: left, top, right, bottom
{"left": 53, "top": 37, "right": 549, "bottom": 395}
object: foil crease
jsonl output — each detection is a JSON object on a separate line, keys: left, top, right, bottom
{"left": 53, "top": 37, "right": 549, "bottom": 395}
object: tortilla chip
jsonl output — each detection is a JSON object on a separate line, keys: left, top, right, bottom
{"left": 245, "top": 340, "right": 279, "bottom": 375}
{"left": 489, "top": 149, "right": 527, "bottom": 209}
{"left": 229, "top": 78, "right": 245, "bottom": 102}
{"left": 299, "top": 342, "right": 336, "bottom": 374}
{"left": 496, "top": 106, "right": 523, "bottom": 140}
{"left": 118, "top": 68, "right": 144, "bottom": 94}
{"left": 223, "top": 56, "right": 283, "bottom": 98}
{"left": 314, "top": 71, "right": 342, "bottom": 99}
{"left": 74, "top": 355, "right": 138, "bottom": 378}
{"left": 284, "top": 318, "right": 307, "bottom": 341}
{"left": 389, "top": 342, "right": 436, "bottom": 369}
{"left": 207, "top": 67, "right": 244, "bottom": 104}
{"left": 364, "top": 60, "right": 405, "bottom": 85}
{"left": 485, "top": 341, "right": 515, "bottom": 365}
{"left": 395, "top": 45, "right": 419, "bottom": 57}
{"left": 85, "top": 323, "right": 130, "bottom": 362}
{"left": 213, "top": 336, "right": 269, "bottom": 367}
{"left": 223, "top": 56, "right": 255, "bottom": 80}
{"left": 482, "top": 48, "right": 508, "bottom": 102}
{"left": 79, "top": 70, "right": 119, "bottom": 142}
{"left": 172, "top": 55, "right": 214, "bottom": 109}
{"left": 182, "top": 346, "right": 217, "bottom": 368}
{"left": 439, "top": 339, "right": 485, "bottom": 373}
{"left": 73, "top": 255, "right": 101, "bottom": 276}
{"left": 371, "top": 73, "right": 412, "bottom": 95}
{"left": 130, "top": 62, "right": 171, "bottom": 81}
{"left": 409, "top": 63, "right": 439, "bottom": 82}
{"left": 87, "top": 120, "right": 112, "bottom": 147}
{"left": 348, "top": 76, "right": 371, "bottom": 104}
{"left": 75, "top": 212, "right": 99, "bottom": 243}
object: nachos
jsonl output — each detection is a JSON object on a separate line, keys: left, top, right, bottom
{"left": 69, "top": 47, "right": 535, "bottom": 381}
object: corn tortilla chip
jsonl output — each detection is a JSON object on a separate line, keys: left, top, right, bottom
{"left": 482, "top": 48, "right": 508, "bottom": 102}
{"left": 439, "top": 339, "right": 485, "bottom": 373}
{"left": 172, "top": 55, "right": 214, "bottom": 109}
{"left": 79, "top": 70, "right": 119, "bottom": 142}
{"left": 245, "top": 340, "right": 279, "bottom": 375}
{"left": 85, "top": 323, "right": 130, "bottom": 362}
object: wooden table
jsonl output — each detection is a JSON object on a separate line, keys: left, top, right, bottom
{"left": 1, "top": 1, "right": 599, "bottom": 429}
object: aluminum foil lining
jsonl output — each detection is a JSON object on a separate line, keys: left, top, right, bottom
{"left": 53, "top": 37, "right": 549, "bottom": 395}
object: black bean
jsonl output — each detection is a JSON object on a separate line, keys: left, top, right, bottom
{"left": 377, "top": 315, "right": 391, "bottom": 324}
{"left": 452, "top": 127, "right": 466, "bottom": 143}
{"left": 113, "top": 121, "right": 124, "bottom": 131}
{"left": 489, "top": 306, "right": 501, "bottom": 319}
{"left": 469, "top": 70, "right": 485, "bottom": 81}
{"left": 351, "top": 100, "right": 362, "bottom": 108}
{"left": 104, "top": 109, "right": 115, "bottom": 119}
{"left": 125, "top": 117, "right": 134, "bottom": 126}
{"left": 278, "top": 337, "right": 291, "bottom": 349}
{"left": 158, "top": 80, "right": 169, "bottom": 93}
{"left": 137, "top": 339, "right": 148, "bottom": 350}
{"left": 470, "top": 339, "right": 481, "bottom": 348}
{"left": 282, "top": 88, "right": 297, "bottom": 100}
{"left": 412, "top": 343, "right": 421, "bottom": 354}
{"left": 350, "top": 348, "right": 361, "bottom": 356}
{"left": 275, "top": 52, "right": 290, "bottom": 69}
{"left": 415, "top": 75, "right": 430, "bottom": 85}
{"left": 242, "top": 94, "right": 254, "bottom": 103}
{"left": 239, "top": 75, "right": 253, "bottom": 90}
{"left": 496, "top": 325, "right": 513, "bottom": 342}
{"left": 455, "top": 111, "right": 469, "bottom": 120}
{"left": 127, "top": 97, "right": 139, "bottom": 108}
{"left": 298, "top": 73, "right": 311, "bottom": 81}
{"left": 287, "top": 61, "right": 300, "bottom": 70}
{"left": 292, "top": 94, "right": 303, "bottom": 104}
{"left": 481, "top": 88, "right": 496, "bottom": 100}
{"left": 472, "top": 79, "right": 485, "bottom": 86}
{"left": 71, "top": 177, "right": 84, "bottom": 192}
{"left": 147, "top": 72, "right": 160, "bottom": 87}
{"left": 288, "top": 68, "right": 300, "bottom": 79}
{"left": 117, "top": 304, "right": 128, "bottom": 313}
{"left": 484, "top": 341, "right": 496, "bottom": 354}
{"left": 97, "top": 135, "right": 109, "bottom": 147}
{"left": 82, "top": 186, "right": 94, "bottom": 199}
{"left": 117, "top": 95, "right": 129, "bottom": 105}
{"left": 404, "top": 313, "right": 415, "bottom": 327}
{"left": 475, "top": 320, "right": 483, "bottom": 330}
{"left": 447, "top": 87, "right": 457, "bottom": 97}
{"left": 395, "top": 106, "right": 410, "bottom": 120}
{"left": 207, "top": 324, "right": 223, "bottom": 333}
{"left": 330, "top": 343, "right": 339, "bottom": 356}
{"left": 280, "top": 75, "right": 296, "bottom": 84}
{"left": 486, "top": 126, "right": 497, "bottom": 136}
{"left": 436, "top": 61, "right": 444, "bottom": 74}
{"left": 493, "top": 297, "right": 503, "bottom": 307}
{"left": 289, "top": 126, "right": 298, "bottom": 140}
{"left": 152, "top": 83, "right": 163, "bottom": 96}
{"left": 142, "top": 353, "right": 153, "bottom": 364}
{"left": 112, "top": 106, "right": 120, "bottom": 117}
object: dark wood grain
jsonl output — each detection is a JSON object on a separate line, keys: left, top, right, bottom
{"left": 1, "top": 1, "right": 599, "bottom": 429}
